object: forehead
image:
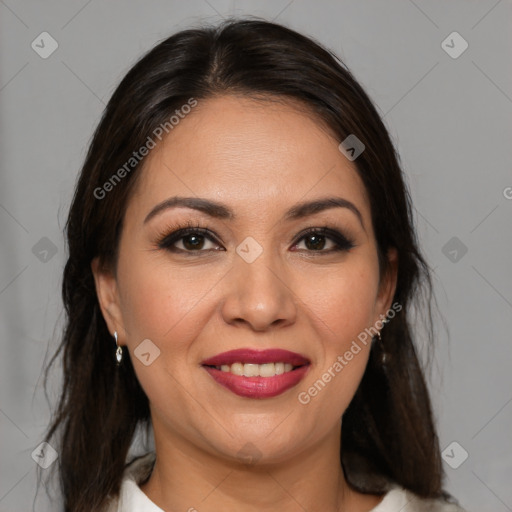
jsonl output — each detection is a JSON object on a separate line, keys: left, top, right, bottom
{"left": 126, "top": 95, "right": 371, "bottom": 224}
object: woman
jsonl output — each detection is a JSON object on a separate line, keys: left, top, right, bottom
{"left": 43, "top": 18, "right": 466, "bottom": 512}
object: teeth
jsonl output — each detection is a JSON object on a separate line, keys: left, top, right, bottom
{"left": 217, "top": 362, "right": 295, "bottom": 377}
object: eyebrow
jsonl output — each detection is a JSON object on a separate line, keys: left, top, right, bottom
{"left": 143, "top": 196, "right": 364, "bottom": 228}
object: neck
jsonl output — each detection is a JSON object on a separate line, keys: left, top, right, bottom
{"left": 139, "top": 418, "right": 383, "bottom": 512}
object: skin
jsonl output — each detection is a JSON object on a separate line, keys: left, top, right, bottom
{"left": 92, "top": 95, "right": 398, "bottom": 512}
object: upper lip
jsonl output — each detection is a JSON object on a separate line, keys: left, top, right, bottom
{"left": 201, "top": 348, "right": 310, "bottom": 367}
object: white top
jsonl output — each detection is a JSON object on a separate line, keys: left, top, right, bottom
{"left": 105, "top": 452, "right": 466, "bottom": 512}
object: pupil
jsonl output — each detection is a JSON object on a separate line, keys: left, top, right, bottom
{"left": 306, "top": 234, "right": 325, "bottom": 250}
{"left": 184, "top": 234, "right": 204, "bottom": 250}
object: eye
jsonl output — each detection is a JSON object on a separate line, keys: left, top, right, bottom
{"left": 291, "top": 227, "right": 355, "bottom": 253}
{"left": 155, "top": 224, "right": 224, "bottom": 253}
{"left": 155, "top": 223, "right": 355, "bottom": 255}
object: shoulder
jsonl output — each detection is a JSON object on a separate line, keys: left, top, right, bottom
{"left": 371, "top": 486, "right": 467, "bottom": 512}
{"left": 103, "top": 452, "right": 159, "bottom": 512}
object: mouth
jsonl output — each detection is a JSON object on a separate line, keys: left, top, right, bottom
{"left": 201, "top": 348, "right": 311, "bottom": 399}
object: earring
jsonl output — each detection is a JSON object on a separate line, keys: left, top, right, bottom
{"left": 114, "top": 331, "right": 123, "bottom": 365}
{"left": 373, "top": 330, "right": 387, "bottom": 365}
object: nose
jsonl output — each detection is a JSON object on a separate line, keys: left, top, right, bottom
{"left": 220, "top": 249, "right": 298, "bottom": 332}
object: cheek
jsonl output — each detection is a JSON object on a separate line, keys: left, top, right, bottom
{"left": 115, "top": 251, "right": 225, "bottom": 412}
{"left": 115, "top": 254, "right": 218, "bottom": 420}
{"left": 117, "top": 254, "right": 217, "bottom": 341}
{"left": 303, "top": 258, "right": 380, "bottom": 346}
{"left": 294, "top": 257, "right": 379, "bottom": 413}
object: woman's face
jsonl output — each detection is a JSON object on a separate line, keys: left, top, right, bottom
{"left": 93, "top": 94, "right": 397, "bottom": 464}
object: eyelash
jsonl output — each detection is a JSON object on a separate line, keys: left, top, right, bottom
{"left": 154, "top": 220, "right": 355, "bottom": 255}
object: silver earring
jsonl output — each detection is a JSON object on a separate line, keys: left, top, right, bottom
{"left": 114, "top": 331, "right": 123, "bottom": 365}
{"left": 374, "top": 330, "right": 387, "bottom": 365}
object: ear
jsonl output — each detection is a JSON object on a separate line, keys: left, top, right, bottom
{"left": 374, "top": 247, "right": 398, "bottom": 321}
{"left": 91, "top": 257, "right": 126, "bottom": 344}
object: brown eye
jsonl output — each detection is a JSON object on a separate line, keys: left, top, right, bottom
{"left": 292, "top": 228, "right": 355, "bottom": 253}
{"left": 181, "top": 233, "right": 207, "bottom": 250}
{"left": 301, "top": 233, "right": 330, "bottom": 251}
{"left": 157, "top": 228, "right": 223, "bottom": 253}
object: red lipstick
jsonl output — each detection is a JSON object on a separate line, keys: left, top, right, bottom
{"left": 201, "top": 348, "right": 310, "bottom": 399}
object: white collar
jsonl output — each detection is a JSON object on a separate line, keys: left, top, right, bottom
{"left": 106, "top": 452, "right": 463, "bottom": 512}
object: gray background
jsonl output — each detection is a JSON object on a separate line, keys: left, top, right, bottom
{"left": 1, "top": 1, "right": 511, "bottom": 511}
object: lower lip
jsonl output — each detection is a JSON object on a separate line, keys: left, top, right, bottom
{"left": 202, "top": 365, "right": 310, "bottom": 399}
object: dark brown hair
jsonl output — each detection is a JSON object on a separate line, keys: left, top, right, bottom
{"left": 42, "top": 17, "right": 451, "bottom": 511}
